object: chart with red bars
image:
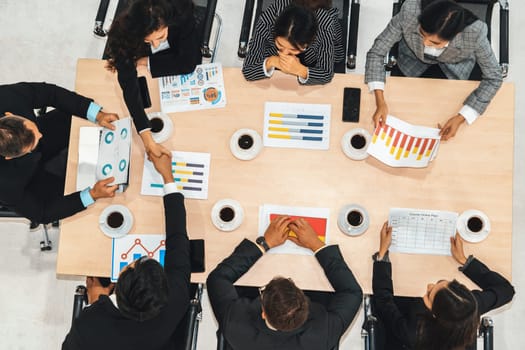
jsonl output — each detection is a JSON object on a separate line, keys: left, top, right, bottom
{"left": 367, "top": 115, "right": 441, "bottom": 168}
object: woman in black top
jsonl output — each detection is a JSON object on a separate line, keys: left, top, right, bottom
{"left": 372, "top": 222, "right": 514, "bottom": 350}
{"left": 106, "top": 0, "right": 202, "bottom": 157}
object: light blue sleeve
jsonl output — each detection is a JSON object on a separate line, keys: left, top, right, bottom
{"left": 86, "top": 102, "right": 102, "bottom": 123}
{"left": 80, "top": 188, "right": 95, "bottom": 207}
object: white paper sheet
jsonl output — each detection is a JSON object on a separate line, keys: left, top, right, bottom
{"left": 76, "top": 126, "right": 102, "bottom": 191}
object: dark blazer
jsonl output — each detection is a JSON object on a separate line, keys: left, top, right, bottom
{"left": 207, "top": 240, "right": 363, "bottom": 350}
{"left": 114, "top": 6, "right": 202, "bottom": 133}
{"left": 242, "top": 0, "right": 345, "bottom": 85}
{"left": 0, "top": 82, "right": 94, "bottom": 223}
{"left": 62, "top": 192, "right": 191, "bottom": 350}
{"left": 372, "top": 257, "right": 515, "bottom": 349}
{"left": 365, "top": 0, "right": 502, "bottom": 115}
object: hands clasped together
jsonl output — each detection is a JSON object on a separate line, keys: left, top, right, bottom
{"left": 263, "top": 215, "right": 325, "bottom": 252}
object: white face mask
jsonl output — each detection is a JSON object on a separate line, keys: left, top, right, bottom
{"left": 150, "top": 39, "right": 170, "bottom": 54}
{"left": 423, "top": 43, "right": 448, "bottom": 57}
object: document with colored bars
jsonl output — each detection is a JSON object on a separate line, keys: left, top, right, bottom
{"left": 141, "top": 150, "right": 211, "bottom": 199}
{"left": 158, "top": 62, "right": 226, "bottom": 113}
{"left": 367, "top": 115, "right": 441, "bottom": 168}
{"left": 389, "top": 208, "right": 459, "bottom": 256}
{"left": 263, "top": 102, "right": 331, "bottom": 150}
{"left": 111, "top": 234, "right": 165, "bottom": 281}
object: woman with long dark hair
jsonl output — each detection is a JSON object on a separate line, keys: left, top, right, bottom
{"left": 365, "top": 0, "right": 503, "bottom": 141}
{"left": 106, "top": 0, "right": 201, "bottom": 157}
{"left": 372, "top": 222, "right": 514, "bottom": 349}
{"left": 242, "top": 0, "right": 344, "bottom": 85}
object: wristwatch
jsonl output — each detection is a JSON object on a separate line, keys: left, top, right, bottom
{"left": 256, "top": 236, "right": 270, "bottom": 252}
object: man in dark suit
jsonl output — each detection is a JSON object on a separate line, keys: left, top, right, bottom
{"left": 207, "top": 216, "right": 363, "bottom": 350}
{"left": 62, "top": 152, "right": 191, "bottom": 350}
{"left": 0, "top": 82, "right": 119, "bottom": 224}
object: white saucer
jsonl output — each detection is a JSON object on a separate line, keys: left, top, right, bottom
{"left": 337, "top": 204, "right": 370, "bottom": 236}
{"left": 341, "top": 128, "right": 371, "bottom": 161}
{"left": 147, "top": 112, "right": 173, "bottom": 143}
{"left": 230, "top": 129, "right": 263, "bottom": 161}
{"left": 457, "top": 209, "right": 491, "bottom": 243}
{"left": 99, "top": 204, "right": 134, "bottom": 238}
{"left": 211, "top": 199, "right": 244, "bottom": 232}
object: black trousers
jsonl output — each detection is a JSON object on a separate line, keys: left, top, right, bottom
{"left": 390, "top": 63, "right": 448, "bottom": 79}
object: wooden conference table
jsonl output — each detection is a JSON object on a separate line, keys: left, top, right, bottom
{"left": 57, "top": 58, "right": 514, "bottom": 296}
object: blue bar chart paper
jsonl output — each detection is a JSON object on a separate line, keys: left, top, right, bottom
{"left": 263, "top": 102, "right": 331, "bottom": 150}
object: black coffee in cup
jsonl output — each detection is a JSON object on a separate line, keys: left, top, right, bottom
{"left": 220, "top": 207, "right": 235, "bottom": 222}
{"left": 467, "top": 216, "right": 483, "bottom": 233}
{"left": 107, "top": 211, "right": 124, "bottom": 229}
{"left": 350, "top": 134, "right": 366, "bottom": 150}
{"left": 150, "top": 117, "right": 164, "bottom": 133}
{"left": 347, "top": 210, "right": 363, "bottom": 227}
{"left": 238, "top": 134, "right": 254, "bottom": 150}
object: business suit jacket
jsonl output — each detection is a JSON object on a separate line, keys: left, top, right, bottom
{"left": 372, "top": 257, "right": 515, "bottom": 349}
{"left": 207, "top": 240, "right": 363, "bottom": 350}
{"left": 0, "top": 82, "right": 95, "bottom": 223}
{"left": 114, "top": 2, "right": 202, "bottom": 133}
{"left": 62, "top": 192, "right": 191, "bottom": 350}
{"left": 365, "top": 0, "right": 502, "bottom": 115}
{"left": 242, "top": 0, "right": 344, "bottom": 85}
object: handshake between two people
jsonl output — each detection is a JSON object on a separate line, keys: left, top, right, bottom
{"left": 262, "top": 215, "right": 325, "bottom": 253}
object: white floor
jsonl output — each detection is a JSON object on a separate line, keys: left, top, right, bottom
{"left": 0, "top": 0, "right": 523, "bottom": 348}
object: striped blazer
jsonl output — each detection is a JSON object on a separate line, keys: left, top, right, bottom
{"left": 242, "top": 0, "right": 344, "bottom": 85}
{"left": 365, "top": 0, "right": 502, "bottom": 115}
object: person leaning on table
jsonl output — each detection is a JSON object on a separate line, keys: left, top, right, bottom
{"left": 365, "top": 0, "right": 503, "bottom": 141}
{"left": 0, "top": 82, "right": 119, "bottom": 224}
{"left": 372, "top": 222, "right": 515, "bottom": 350}
{"left": 207, "top": 216, "right": 363, "bottom": 350}
{"left": 62, "top": 153, "right": 191, "bottom": 350}
{"left": 242, "top": 0, "right": 344, "bottom": 85}
{"left": 105, "top": 0, "right": 202, "bottom": 159}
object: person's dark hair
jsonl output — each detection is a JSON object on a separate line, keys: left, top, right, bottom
{"left": 261, "top": 277, "right": 310, "bottom": 331}
{"left": 293, "top": 0, "right": 331, "bottom": 11}
{"left": 106, "top": 0, "right": 193, "bottom": 70}
{"left": 115, "top": 258, "right": 169, "bottom": 321}
{"left": 416, "top": 280, "right": 479, "bottom": 350}
{"left": 273, "top": 5, "right": 318, "bottom": 51}
{"left": 97, "top": 277, "right": 113, "bottom": 288}
{"left": 0, "top": 116, "right": 35, "bottom": 158}
{"left": 418, "top": 0, "right": 478, "bottom": 41}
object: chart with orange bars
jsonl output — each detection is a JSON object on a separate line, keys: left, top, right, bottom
{"left": 259, "top": 204, "right": 330, "bottom": 255}
{"left": 367, "top": 115, "right": 441, "bottom": 168}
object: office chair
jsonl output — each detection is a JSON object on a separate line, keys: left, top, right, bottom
{"left": 360, "top": 294, "right": 495, "bottom": 350}
{"left": 71, "top": 283, "right": 204, "bottom": 350}
{"left": 95, "top": 0, "right": 222, "bottom": 63}
{"left": 385, "top": 0, "right": 510, "bottom": 79}
{"left": 1, "top": 203, "right": 53, "bottom": 251}
{"left": 237, "top": 0, "right": 361, "bottom": 71}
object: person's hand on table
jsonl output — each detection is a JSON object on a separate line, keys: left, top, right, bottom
{"left": 438, "top": 114, "right": 465, "bottom": 141}
{"left": 149, "top": 153, "right": 174, "bottom": 184}
{"left": 263, "top": 215, "right": 291, "bottom": 249}
{"left": 450, "top": 233, "right": 468, "bottom": 265}
{"left": 90, "top": 177, "right": 118, "bottom": 200}
{"left": 278, "top": 54, "right": 307, "bottom": 79}
{"left": 96, "top": 111, "right": 119, "bottom": 130}
{"left": 288, "top": 218, "right": 325, "bottom": 252}
{"left": 265, "top": 55, "right": 281, "bottom": 71}
{"left": 378, "top": 221, "right": 392, "bottom": 260}
{"left": 86, "top": 277, "right": 114, "bottom": 305}
{"left": 372, "top": 90, "right": 388, "bottom": 128}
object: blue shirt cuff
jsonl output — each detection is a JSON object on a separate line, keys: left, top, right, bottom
{"left": 86, "top": 102, "right": 102, "bottom": 123}
{"left": 80, "top": 188, "right": 95, "bottom": 207}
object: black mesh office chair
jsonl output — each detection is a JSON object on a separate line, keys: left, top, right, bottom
{"left": 71, "top": 283, "right": 204, "bottom": 350}
{"left": 385, "top": 0, "right": 510, "bottom": 80}
{"left": 94, "top": 0, "right": 222, "bottom": 63}
{"left": 360, "top": 294, "right": 495, "bottom": 350}
{"left": 237, "top": 0, "right": 361, "bottom": 71}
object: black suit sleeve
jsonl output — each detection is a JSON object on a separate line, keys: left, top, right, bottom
{"left": 115, "top": 62, "right": 150, "bottom": 133}
{"left": 462, "top": 258, "right": 515, "bottom": 315}
{"left": 316, "top": 246, "right": 363, "bottom": 346}
{"left": 163, "top": 192, "right": 191, "bottom": 304}
{"left": 372, "top": 260, "right": 412, "bottom": 346}
{"left": 206, "top": 239, "right": 263, "bottom": 326}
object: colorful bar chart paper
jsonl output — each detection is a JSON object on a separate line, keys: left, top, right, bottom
{"left": 263, "top": 102, "right": 331, "bottom": 150}
{"left": 141, "top": 151, "right": 211, "bottom": 199}
{"left": 367, "top": 115, "right": 441, "bottom": 168}
{"left": 258, "top": 204, "right": 330, "bottom": 255}
{"left": 388, "top": 208, "right": 458, "bottom": 256}
{"left": 111, "top": 234, "right": 165, "bottom": 281}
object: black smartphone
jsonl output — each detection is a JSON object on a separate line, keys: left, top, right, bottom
{"left": 190, "top": 239, "right": 205, "bottom": 273}
{"left": 137, "top": 76, "right": 152, "bottom": 109}
{"left": 342, "top": 87, "right": 361, "bottom": 122}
